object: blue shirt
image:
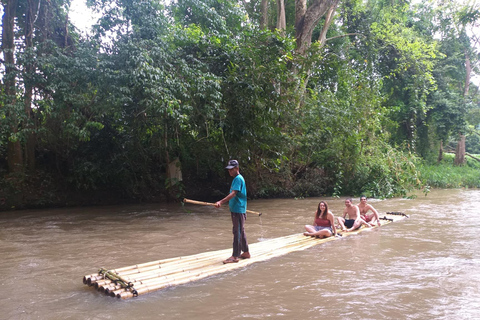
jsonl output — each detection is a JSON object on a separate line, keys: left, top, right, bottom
{"left": 229, "top": 174, "right": 247, "bottom": 214}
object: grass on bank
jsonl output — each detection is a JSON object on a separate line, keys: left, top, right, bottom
{"left": 418, "top": 153, "right": 480, "bottom": 189}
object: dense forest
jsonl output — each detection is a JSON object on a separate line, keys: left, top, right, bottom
{"left": 1, "top": 0, "right": 479, "bottom": 210}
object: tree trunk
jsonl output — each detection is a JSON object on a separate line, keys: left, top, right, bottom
{"left": 464, "top": 48, "right": 471, "bottom": 97}
{"left": 295, "top": 0, "right": 338, "bottom": 54}
{"left": 260, "top": 0, "right": 269, "bottom": 30}
{"left": 454, "top": 134, "right": 466, "bottom": 166}
{"left": 276, "top": 0, "right": 286, "bottom": 33}
{"left": 318, "top": 2, "right": 338, "bottom": 47}
{"left": 24, "top": 0, "right": 37, "bottom": 172}
{"left": 456, "top": 44, "right": 473, "bottom": 167}
{"left": 438, "top": 140, "right": 443, "bottom": 163}
{"left": 2, "top": 0, "right": 24, "bottom": 173}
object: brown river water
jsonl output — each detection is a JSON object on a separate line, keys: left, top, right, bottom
{"left": 0, "top": 189, "right": 479, "bottom": 320}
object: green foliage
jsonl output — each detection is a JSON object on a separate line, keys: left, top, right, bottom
{"left": 170, "top": 0, "right": 247, "bottom": 36}
{"left": 352, "top": 143, "right": 422, "bottom": 198}
{"left": 466, "top": 132, "right": 480, "bottom": 154}
{"left": 418, "top": 153, "right": 480, "bottom": 188}
{"left": 2, "top": 0, "right": 479, "bottom": 209}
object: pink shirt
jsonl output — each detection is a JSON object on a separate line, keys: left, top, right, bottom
{"left": 314, "top": 217, "right": 331, "bottom": 227}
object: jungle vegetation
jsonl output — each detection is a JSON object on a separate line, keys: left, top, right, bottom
{"left": 1, "top": 0, "right": 479, "bottom": 209}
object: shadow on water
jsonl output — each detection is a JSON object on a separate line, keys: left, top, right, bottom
{"left": 0, "top": 189, "right": 479, "bottom": 319}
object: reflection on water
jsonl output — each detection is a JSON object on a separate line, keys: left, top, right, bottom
{"left": 0, "top": 189, "right": 479, "bottom": 319}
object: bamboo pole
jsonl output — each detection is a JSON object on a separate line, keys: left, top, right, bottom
{"left": 183, "top": 198, "right": 262, "bottom": 216}
{"left": 99, "top": 234, "right": 315, "bottom": 293}
{"left": 94, "top": 233, "right": 342, "bottom": 293}
{"left": 116, "top": 235, "right": 339, "bottom": 299}
{"left": 100, "top": 235, "right": 318, "bottom": 297}
{"left": 91, "top": 233, "right": 328, "bottom": 292}
{"left": 103, "top": 250, "right": 231, "bottom": 278}
{"left": 92, "top": 233, "right": 312, "bottom": 286}
{"left": 85, "top": 248, "right": 234, "bottom": 285}
{"left": 113, "top": 238, "right": 329, "bottom": 289}
{"left": 116, "top": 235, "right": 347, "bottom": 299}
{"left": 86, "top": 233, "right": 314, "bottom": 285}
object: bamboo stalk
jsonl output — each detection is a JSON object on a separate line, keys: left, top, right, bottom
{"left": 85, "top": 248, "right": 233, "bottom": 285}
{"left": 114, "top": 235, "right": 337, "bottom": 298}
{"left": 96, "top": 234, "right": 324, "bottom": 292}
{"left": 105, "top": 235, "right": 310, "bottom": 291}
{"left": 94, "top": 234, "right": 336, "bottom": 293}
{"left": 101, "top": 236, "right": 313, "bottom": 292}
{"left": 117, "top": 239, "right": 334, "bottom": 299}
{"left": 116, "top": 238, "right": 331, "bottom": 299}
{"left": 104, "top": 252, "right": 230, "bottom": 278}
{"left": 90, "top": 234, "right": 310, "bottom": 286}
{"left": 183, "top": 198, "right": 262, "bottom": 216}
{"left": 108, "top": 248, "right": 232, "bottom": 274}
{"left": 85, "top": 233, "right": 311, "bottom": 285}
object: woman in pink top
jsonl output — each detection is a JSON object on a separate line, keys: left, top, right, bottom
{"left": 304, "top": 201, "right": 337, "bottom": 238}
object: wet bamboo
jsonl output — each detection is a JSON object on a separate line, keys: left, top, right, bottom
{"left": 107, "top": 247, "right": 232, "bottom": 273}
{"left": 98, "top": 239, "right": 298, "bottom": 293}
{"left": 84, "top": 248, "right": 233, "bottom": 284}
{"left": 116, "top": 240, "right": 321, "bottom": 299}
{"left": 101, "top": 239, "right": 304, "bottom": 293}
{"left": 98, "top": 252, "right": 230, "bottom": 280}
{"left": 94, "top": 233, "right": 325, "bottom": 292}
{"left": 85, "top": 232, "right": 308, "bottom": 284}
{"left": 101, "top": 255, "right": 232, "bottom": 288}
{"left": 94, "top": 279, "right": 112, "bottom": 290}
{"left": 115, "top": 234, "right": 338, "bottom": 299}
{"left": 91, "top": 214, "right": 406, "bottom": 299}
{"left": 111, "top": 247, "right": 230, "bottom": 274}
{"left": 116, "top": 259, "right": 248, "bottom": 298}
{"left": 95, "top": 234, "right": 310, "bottom": 285}
{"left": 106, "top": 233, "right": 317, "bottom": 289}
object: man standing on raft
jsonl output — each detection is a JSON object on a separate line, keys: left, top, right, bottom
{"left": 215, "top": 160, "right": 250, "bottom": 264}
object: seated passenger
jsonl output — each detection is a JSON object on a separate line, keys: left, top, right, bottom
{"left": 304, "top": 201, "right": 337, "bottom": 238}
{"left": 358, "top": 195, "right": 381, "bottom": 227}
{"left": 337, "top": 198, "right": 372, "bottom": 232}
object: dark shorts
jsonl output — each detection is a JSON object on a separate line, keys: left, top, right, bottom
{"left": 344, "top": 219, "right": 355, "bottom": 229}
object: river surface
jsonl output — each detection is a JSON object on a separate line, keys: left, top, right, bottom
{"left": 0, "top": 189, "right": 479, "bottom": 320}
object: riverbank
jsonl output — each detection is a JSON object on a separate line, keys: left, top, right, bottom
{"left": 418, "top": 153, "right": 480, "bottom": 189}
{"left": 2, "top": 153, "right": 479, "bottom": 212}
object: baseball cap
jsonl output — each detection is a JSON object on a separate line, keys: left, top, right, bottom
{"left": 225, "top": 159, "right": 239, "bottom": 169}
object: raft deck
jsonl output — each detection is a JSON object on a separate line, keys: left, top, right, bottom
{"left": 83, "top": 212, "right": 408, "bottom": 299}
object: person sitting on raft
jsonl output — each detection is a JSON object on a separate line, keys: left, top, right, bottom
{"left": 304, "top": 201, "right": 337, "bottom": 238}
{"left": 337, "top": 198, "right": 373, "bottom": 232}
{"left": 358, "top": 195, "right": 381, "bottom": 227}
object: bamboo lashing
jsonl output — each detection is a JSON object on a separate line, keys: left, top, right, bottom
{"left": 83, "top": 212, "right": 407, "bottom": 299}
{"left": 183, "top": 198, "right": 262, "bottom": 216}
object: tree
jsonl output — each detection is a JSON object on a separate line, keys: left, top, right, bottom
{"left": 294, "top": 0, "right": 340, "bottom": 54}
{"left": 1, "top": 0, "right": 75, "bottom": 174}
{"left": 1, "top": 0, "right": 22, "bottom": 173}
{"left": 420, "top": 0, "right": 480, "bottom": 165}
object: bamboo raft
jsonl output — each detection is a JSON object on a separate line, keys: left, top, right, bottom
{"left": 83, "top": 212, "right": 408, "bottom": 299}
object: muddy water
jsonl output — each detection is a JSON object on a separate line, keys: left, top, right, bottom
{"left": 0, "top": 189, "right": 479, "bottom": 320}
